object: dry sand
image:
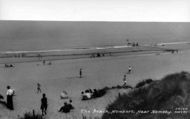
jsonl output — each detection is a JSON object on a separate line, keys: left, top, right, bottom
{"left": 0, "top": 47, "right": 190, "bottom": 119}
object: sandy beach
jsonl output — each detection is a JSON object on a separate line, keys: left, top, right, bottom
{"left": 0, "top": 21, "right": 190, "bottom": 119}
{"left": 0, "top": 48, "right": 189, "bottom": 119}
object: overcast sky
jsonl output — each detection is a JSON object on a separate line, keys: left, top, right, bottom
{"left": 0, "top": 0, "right": 190, "bottom": 21}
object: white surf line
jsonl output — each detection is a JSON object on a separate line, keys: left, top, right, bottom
{"left": 0, "top": 49, "right": 180, "bottom": 64}
{"left": 1, "top": 42, "right": 188, "bottom": 54}
{"left": 156, "top": 41, "right": 190, "bottom": 46}
{"left": 115, "top": 51, "right": 173, "bottom": 58}
{"left": 0, "top": 45, "right": 131, "bottom": 54}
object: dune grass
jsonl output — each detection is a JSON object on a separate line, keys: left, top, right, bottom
{"left": 102, "top": 71, "right": 190, "bottom": 119}
{"left": 18, "top": 110, "right": 43, "bottom": 119}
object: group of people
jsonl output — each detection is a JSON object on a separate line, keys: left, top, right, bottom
{"left": 42, "top": 60, "right": 52, "bottom": 65}
{"left": 2, "top": 66, "right": 132, "bottom": 116}
{"left": 5, "top": 84, "right": 48, "bottom": 116}
{"left": 2, "top": 67, "right": 83, "bottom": 115}
{"left": 35, "top": 83, "right": 48, "bottom": 116}
{"left": 41, "top": 89, "right": 75, "bottom": 115}
{"left": 123, "top": 66, "right": 133, "bottom": 86}
{"left": 81, "top": 89, "right": 94, "bottom": 100}
{"left": 81, "top": 88, "right": 106, "bottom": 100}
{"left": 4, "top": 64, "right": 14, "bottom": 68}
{"left": 126, "top": 39, "right": 139, "bottom": 47}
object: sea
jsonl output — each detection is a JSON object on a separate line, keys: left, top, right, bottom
{"left": 0, "top": 21, "right": 189, "bottom": 51}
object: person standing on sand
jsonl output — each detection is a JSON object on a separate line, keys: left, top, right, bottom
{"left": 41, "top": 93, "right": 48, "bottom": 116}
{"left": 6, "top": 85, "right": 15, "bottom": 110}
{"left": 128, "top": 66, "right": 132, "bottom": 74}
{"left": 37, "top": 83, "right": 41, "bottom": 93}
{"left": 79, "top": 68, "right": 83, "bottom": 78}
{"left": 123, "top": 74, "right": 127, "bottom": 86}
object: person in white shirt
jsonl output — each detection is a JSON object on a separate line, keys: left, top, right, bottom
{"left": 128, "top": 66, "right": 132, "bottom": 74}
{"left": 6, "top": 85, "right": 14, "bottom": 110}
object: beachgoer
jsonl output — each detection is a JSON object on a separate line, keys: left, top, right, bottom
{"left": 6, "top": 86, "right": 14, "bottom": 110}
{"left": 37, "top": 83, "right": 41, "bottom": 93}
{"left": 0, "top": 94, "right": 4, "bottom": 100}
{"left": 79, "top": 68, "right": 82, "bottom": 78}
{"left": 68, "top": 100, "right": 74, "bottom": 110}
{"left": 59, "top": 102, "right": 69, "bottom": 113}
{"left": 59, "top": 100, "right": 74, "bottom": 113}
{"left": 123, "top": 74, "right": 127, "bottom": 86}
{"left": 128, "top": 66, "right": 132, "bottom": 74}
{"left": 85, "top": 90, "right": 91, "bottom": 99}
{"left": 41, "top": 93, "right": 48, "bottom": 116}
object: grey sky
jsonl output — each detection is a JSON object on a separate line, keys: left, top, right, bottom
{"left": 0, "top": 0, "right": 189, "bottom": 21}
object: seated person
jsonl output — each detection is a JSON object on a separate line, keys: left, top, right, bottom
{"left": 81, "top": 90, "right": 92, "bottom": 100}
{"left": 59, "top": 102, "right": 69, "bottom": 113}
{"left": 59, "top": 101, "right": 74, "bottom": 113}
{"left": 67, "top": 100, "right": 74, "bottom": 110}
{"left": 5, "top": 64, "right": 14, "bottom": 68}
{"left": 81, "top": 92, "right": 86, "bottom": 100}
{"left": 84, "top": 90, "right": 92, "bottom": 99}
{"left": 92, "top": 89, "right": 98, "bottom": 98}
{"left": 0, "top": 94, "right": 4, "bottom": 100}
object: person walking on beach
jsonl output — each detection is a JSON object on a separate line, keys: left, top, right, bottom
{"left": 37, "top": 83, "right": 41, "bottom": 93}
{"left": 123, "top": 74, "right": 127, "bottom": 86}
{"left": 79, "top": 68, "right": 83, "bottom": 78}
{"left": 128, "top": 66, "right": 132, "bottom": 74}
{"left": 41, "top": 93, "right": 48, "bottom": 116}
{"left": 6, "top": 85, "right": 15, "bottom": 110}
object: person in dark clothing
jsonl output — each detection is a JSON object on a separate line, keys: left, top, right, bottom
{"left": 41, "top": 93, "right": 48, "bottom": 116}
{"left": 59, "top": 100, "right": 74, "bottom": 113}
{"left": 37, "top": 83, "right": 41, "bottom": 93}
{"left": 6, "top": 86, "right": 14, "bottom": 110}
{"left": 67, "top": 100, "right": 74, "bottom": 110}
{"left": 79, "top": 68, "right": 82, "bottom": 78}
{"left": 123, "top": 74, "right": 127, "bottom": 86}
{"left": 59, "top": 102, "right": 69, "bottom": 113}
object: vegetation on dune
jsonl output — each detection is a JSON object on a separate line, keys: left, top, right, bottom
{"left": 102, "top": 71, "right": 190, "bottom": 119}
{"left": 18, "top": 110, "right": 43, "bottom": 119}
{"left": 135, "top": 78, "right": 153, "bottom": 88}
{"left": 82, "top": 84, "right": 132, "bottom": 101}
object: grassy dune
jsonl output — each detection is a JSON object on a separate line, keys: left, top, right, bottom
{"left": 102, "top": 71, "right": 190, "bottom": 119}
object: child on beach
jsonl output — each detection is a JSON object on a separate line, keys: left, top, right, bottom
{"left": 37, "top": 83, "right": 41, "bottom": 93}
{"left": 123, "top": 74, "right": 127, "bottom": 86}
